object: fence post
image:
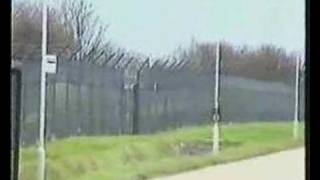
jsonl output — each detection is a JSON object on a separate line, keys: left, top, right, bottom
{"left": 99, "top": 67, "right": 105, "bottom": 135}
{"left": 11, "top": 66, "right": 22, "bottom": 180}
{"left": 212, "top": 42, "right": 221, "bottom": 155}
{"left": 49, "top": 75, "right": 56, "bottom": 140}
{"left": 88, "top": 66, "right": 94, "bottom": 135}
{"left": 125, "top": 83, "right": 132, "bottom": 134}
{"left": 76, "top": 62, "right": 83, "bottom": 135}
{"left": 65, "top": 63, "right": 70, "bottom": 136}
{"left": 293, "top": 56, "right": 301, "bottom": 139}
{"left": 119, "top": 69, "right": 126, "bottom": 134}
{"left": 132, "top": 70, "right": 140, "bottom": 134}
{"left": 132, "top": 59, "right": 149, "bottom": 134}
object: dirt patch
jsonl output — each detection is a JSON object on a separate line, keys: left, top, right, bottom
{"left": 178, "top": 143, "right": 211, "bottom": 156}
{"left": 177, "top": 139, "right": 242, "bottom": 156}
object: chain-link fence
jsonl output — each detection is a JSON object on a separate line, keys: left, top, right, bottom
{"left": 18, "top": 56, "right": 305, "bottom": 146}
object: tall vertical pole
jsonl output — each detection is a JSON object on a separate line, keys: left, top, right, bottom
{"left": 212, "top": 42, "right": 221, "bottom": 155}
{"left": 132, "top": 69, "right": 141, "bottom": 134}
{"left": 293, "top": 56, "right": 300, "bottom": 139}
{"left": 11, "top": 69, "right": 22, "bottom": 180}
{"left": 38, "top": 0, "right": 47, "bottom": 179}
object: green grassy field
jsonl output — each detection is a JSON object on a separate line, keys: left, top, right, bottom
{"left": 20, "top": 122, "right": 304, "bottom": 180}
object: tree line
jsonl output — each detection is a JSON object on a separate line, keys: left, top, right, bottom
{"left": 12, "top": 0, "right": 302, "bottom": 83}
{"left": 174, "top": 40, "right": 301, "bottom": 82}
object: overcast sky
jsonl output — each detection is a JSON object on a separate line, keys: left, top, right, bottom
{"left": 16, "top": 0, "right": 305, "bottom": 58}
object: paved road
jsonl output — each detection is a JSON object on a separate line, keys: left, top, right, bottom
{"left": 153, "top": 147, "right": 305, "bottom": 180}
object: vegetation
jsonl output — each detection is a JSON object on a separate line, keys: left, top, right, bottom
{"left": 12, "top": 0, "right": 303, "bottom": 83}
{"left": 13, "top": 1, "right": 304, "bottom": 180}
{"left": 20, "top": 122, "right": 304, "bottom": 180}
{"left": 175, "top": 40, "right": 301, "bottom": 83}
{"left": 12, "top": 0, "right": 110, "bottom": 63}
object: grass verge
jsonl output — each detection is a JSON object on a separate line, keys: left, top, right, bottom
{"left": 20, "top": 122, "right": 304, "bottom": 180}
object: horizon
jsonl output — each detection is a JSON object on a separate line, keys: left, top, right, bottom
{"left": 14, "top": 0, "right": 305, "bottom": 58}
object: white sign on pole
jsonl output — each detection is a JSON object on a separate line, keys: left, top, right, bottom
{"left": 44, "top": 55, "right": 57, "bottom": 74}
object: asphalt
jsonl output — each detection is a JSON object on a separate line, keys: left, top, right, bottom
{"left": 153, "top": 147, "right": 305, "bottom": 180}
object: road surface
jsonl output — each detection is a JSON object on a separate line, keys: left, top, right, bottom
{"left": 153, "top": 147, "right": 305, "bottom": 180}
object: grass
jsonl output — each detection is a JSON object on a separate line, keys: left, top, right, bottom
{"left": 20, "top": 122, "right": 304, "bottom": 180}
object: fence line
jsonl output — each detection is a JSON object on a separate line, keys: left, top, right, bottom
{"left": 19, "top": 57, "right": 305, "bottom": 146}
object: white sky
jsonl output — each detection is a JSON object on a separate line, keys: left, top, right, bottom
{"left": 15, "top": 0, "right": 306, "bottom": 58}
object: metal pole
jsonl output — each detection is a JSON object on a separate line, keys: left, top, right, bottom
{"left": 38, "top": 0, "right": 47, "bottom": 179}
{"left": 11, "top": 69, "right": 22, "bottom": 180}
{"left": 212, "top": 42, "right": 221, "bottom": 155}
{"left": 293, "top": 56, "right": 300, "bottom": 139}
{"left": 132, "top": 70, "right": 140, "bottom": 134}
